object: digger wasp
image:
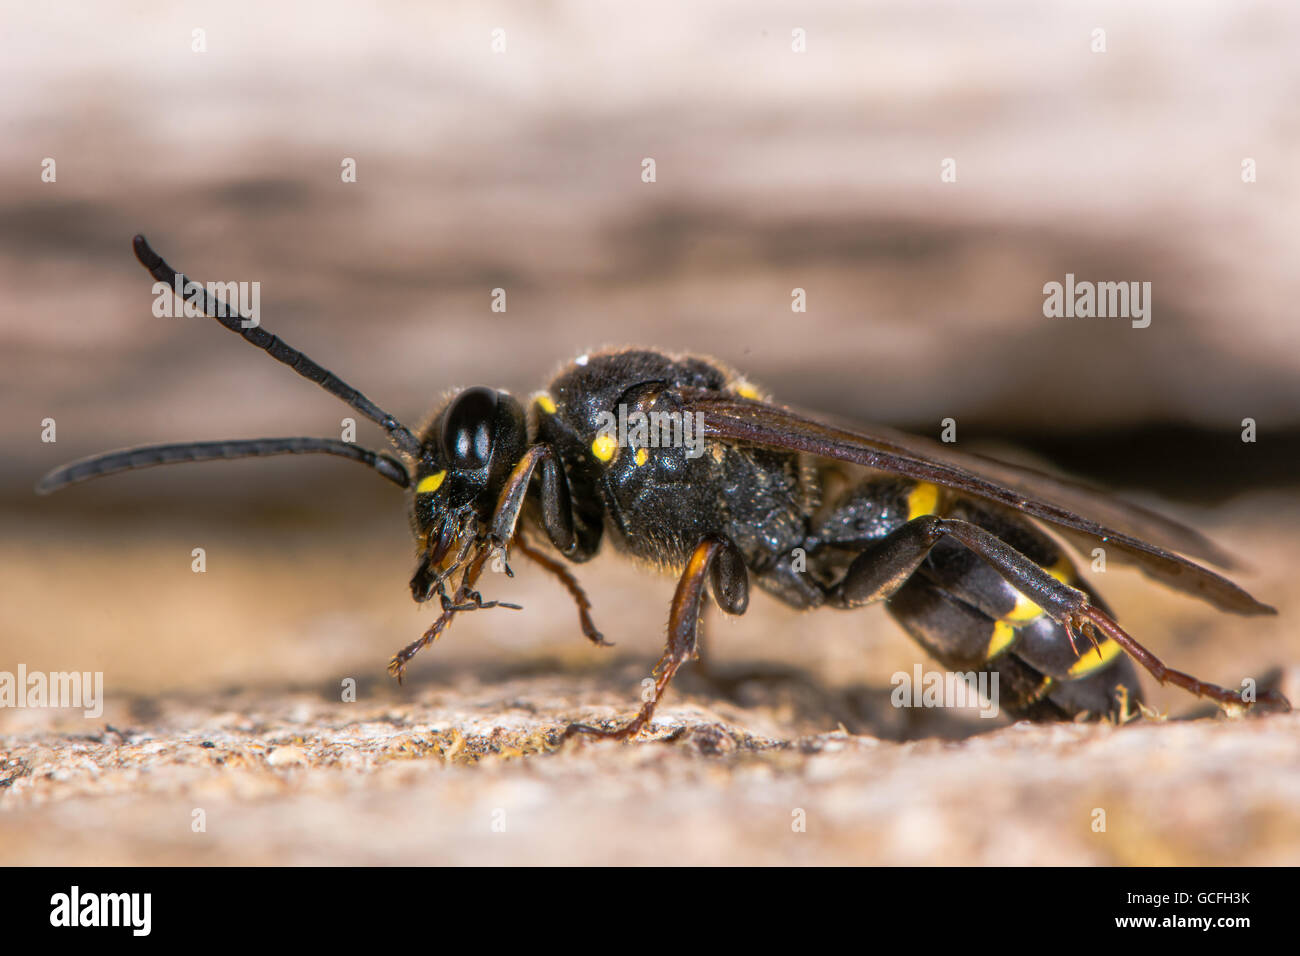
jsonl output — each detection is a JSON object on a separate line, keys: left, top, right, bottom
{"left": 38, "top": 236, "right": 1291, "bottom": 738}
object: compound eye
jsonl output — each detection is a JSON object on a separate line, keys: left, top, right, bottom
{"left": 441, "top": 386, "right": 498, "bottom": 470}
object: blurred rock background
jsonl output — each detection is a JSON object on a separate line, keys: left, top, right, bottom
{"left": 2, "top": 1, "right": 1298, "bottom": 866}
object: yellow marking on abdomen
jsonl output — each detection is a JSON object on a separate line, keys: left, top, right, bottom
{"left": 591, "top": 434, "right": 619, "bottom": 462}
{"left": 415, "top": 470, "right": 446, "bottom": 494}
{"left": 906, "top": 481, "right": 941, "bottom": 521}
{"left": 1067, "top": 638, "right": 1123, "bottom": 679}
{"left": 1004, "top": 556, "right": 1076, "bottom": 622}
{"left": 1005, "top": 594, "right": 1046, "bottom": 623}
{"left": 1047, "top": 556, "right": 1074, "bottom": 583}
{"left": 986, "top": 620, "right": 1018, "bottom": 659}
{"left": 1025, "top": 675, "right": 1055, "bottom": 704}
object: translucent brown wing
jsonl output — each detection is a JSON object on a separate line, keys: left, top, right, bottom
{"left": 679, "top": 389, "right": 1273, "bottom": 616}
{"left": 784, "top": 406, "right": 1236, "bottom": 567}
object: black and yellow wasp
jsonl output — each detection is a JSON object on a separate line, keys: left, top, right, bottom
{"left": 39, "top": 236, "right": 1290, "bottom": 738}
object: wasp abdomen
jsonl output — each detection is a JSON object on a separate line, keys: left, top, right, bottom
{"left": 808, "top": 477, "right": 1142, "bottom": 719}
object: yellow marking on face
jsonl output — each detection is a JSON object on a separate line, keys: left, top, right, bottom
{"left": 635, "top": 447, "right": 649, "bottom": 467}
{"left": 735, "top": 381, "right": 761, "bottom": 400}
{"left": 591, "top": 434, "right": 619, "bottom": 462}
{"left": 986, "top": 620, "right": 1018, "bottom": 659}
{"left": 906, "top": 481, "right": 940, "bottom": 521}
{"left": 416, "top": 470, "right": 446, "bottom": 494}
{"left": 1067, "top": 638, "right": 1123, "bottom": 679}
{"left": 533, "top": 392, "right": 557, "bottom": 414}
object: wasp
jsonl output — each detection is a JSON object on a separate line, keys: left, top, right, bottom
{"left": 39, "top": 236, "right": 1290, "bottom": 737}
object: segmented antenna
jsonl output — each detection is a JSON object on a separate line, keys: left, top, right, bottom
{"left": 36, "top": 438, "right": 410, "bottom": 495}
{"left": 132, "top": 234, "right": 424, "bottom": 459}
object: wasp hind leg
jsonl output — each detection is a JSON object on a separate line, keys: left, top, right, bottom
{"left": 826, "top": 515, "right": 1289, "bottom": 717}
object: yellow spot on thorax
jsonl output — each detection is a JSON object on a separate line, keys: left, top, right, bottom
{"left": 591, "top": 434, "right": 619, "bottom": 462}
{"left": 416, "top": 470, "right": 446, "bottom": 494}
{"left": 735, "top": 382, "right": 762, "bottom": 400}
{"left": 533, "top": 392, "right": 557, "bottom": 414}
{"left": 906, "top": 481, "right": 941, "bottom": 521}
{"left": 635, "top": 447, "right": 649, "bottom": 467}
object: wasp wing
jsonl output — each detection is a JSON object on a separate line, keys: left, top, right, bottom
{"left": 785, "top": 407, "right": 1237, "bottom": 568}
{"left": 681, "top": 390, "right": 1273, "bottom": 616}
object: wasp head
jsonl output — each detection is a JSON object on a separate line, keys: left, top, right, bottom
{"left": 408, "top": 386, "right": 527, "bottom": 602}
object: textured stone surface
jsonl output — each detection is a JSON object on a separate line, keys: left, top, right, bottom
{"left": 3, "top": 505, "right": 1298, "bottom": 865}
{"left": 4, "top": 679, "right": 1298, "bottom": 866}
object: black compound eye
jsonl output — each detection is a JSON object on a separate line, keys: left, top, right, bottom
{"left": 441, "top": 387, "right": 498, "bottom": 470}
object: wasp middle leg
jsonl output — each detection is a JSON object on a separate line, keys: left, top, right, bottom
{"left": 564, "top": 534, "right": 749, "bottom": 741}
{"left": 514, "top": 532, "right": 609, "bottom": 647}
